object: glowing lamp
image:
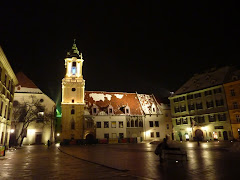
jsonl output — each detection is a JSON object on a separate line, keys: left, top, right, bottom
{"left": 57, "top": 133, "right": 60, "bottom": 137}
{"left": 10, "top": 129, "right": 15, "bottom": 133}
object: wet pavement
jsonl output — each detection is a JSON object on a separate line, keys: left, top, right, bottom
{"left": 1, "top": 141, "right": 240, "bottom": 179}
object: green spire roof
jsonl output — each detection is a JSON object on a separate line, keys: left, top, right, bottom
{"left": 66, "top": 39, "right": 80, "bottom": 58}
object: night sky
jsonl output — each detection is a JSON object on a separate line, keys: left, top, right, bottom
{"left": 0, "top": 1, "right": 240, "bottom": 105}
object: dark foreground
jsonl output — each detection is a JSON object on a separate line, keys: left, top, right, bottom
{"left": 1, "top": 141, "right": 240, "bottom": 179}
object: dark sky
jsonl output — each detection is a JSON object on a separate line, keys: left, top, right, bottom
{"left": 0, "top": 1, "right": 240, "bottom": 105}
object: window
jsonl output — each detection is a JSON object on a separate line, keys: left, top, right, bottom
{"left": 230, "top": 89, "right": 235, "bottom": 96}
{"left": 72, "top": 88, "right": 76, "bottom": 91}
{"left": 127, "top": 120, "right": 130, "bottom": 127}
{"left": 111, "top": 121, "right": 116, "bottom": 128}
{"left": 167, "top": 124, "right": 169, "bottom": 129}
{"left": 182, "top": 118, "right": 188, "bottom": 124}
{"left": 216, "top": 99, "right": 224, "bottom": 106}
{"left": 109, "top": 108, "right": 113, "bottom": 114}
{"left": 71, "top": 120, "right": 75, "bottom": 130}
{"left": 71, "top": 109, "right": 75, "bottom": 114}
{"left": 72, "top": 99, "right": 74, "bottom": 103}
{"left": 194, "top": 93, "right": 201, "bottom": 98}
{"left": 156, "top": 132, "right": 160, "bottom": 137}
{"left": 87, "top": 121, "right": 93, "bottom": 128}
{"left": 131, "top": 120, "right": 134, "bottom": 127}
{"left": 188, "top": 104, "right": 195, "bottom": 111}
{"left": 218, "top": 114, "right": 226, "bottom": 121}
{"left": 104, "top": 133, "right": 109, "bottom": 139}
{"left": 233, "top": 102, "right": 239, "bottom": 109}
{"left": 173, "top": 98, "right": 179, "bottom": 102}
{"left": 119, "top": 121, "right": 123, "bottom": 128}
{"left": 104, "top": 122, "right": 109, "bottom": 128}
{"left": 187, "top": 94, "right": 193, "bottom": 100}
{"left": 149, "top": 121, "right": 154, "bottom": 127}
{"left": 135, "top": 119, "right": 139, "bottom": 127}
{"left": 96, "top": 122, "right": 101, "bottom": 128}
{"left": 179, "top": 96, "right": 185, "bottom": 101}
{"left": 72, "top": 67, "right": 76, "bottom": 75}
{"left": 4, "top": 74, "right": 7, "bottom": 85}
{"left": 214, "top": 88, "right": 222, "bottom": 94}
{"left": 155, "top": 121, "right": 159, "bottom": 127}
{"left": 198, "top": 116, "right": 205, "bottom": 123}
{"left": 72, "top": 62, "right": 76, "bottom": 67}
{"left": 37, "top": 112, "right": 44, "bottom": 122}
{"left": 206, "top": 101, "right": 214, "bottom": 108}
{"left": 119, "top": 133, "right": 124, "bottom": 139}
{"left": 174, "top": 106, "right": 180, "bottom": 113}
{"left": 218, "top": 131, "right": 222, "bottom": 137}
{"left": 126, "top": 108, "right": 130, "bottom": 114}
{"left": 196, "top": 102, "right": 203, "bottom": 110}
{"left": 139, "top": 120, "right": 143, "bottom": 127}
{"left": 205, "top": 90, "right": 212, "bottom": 96}
{"left": 208, "top": 115, "right": 216, "bottom": 122}
{"left": 93, "top": 108, "right": 97, "bottom": 114}
{"left": 151, "top": 132, "right": 154, "bottom": 138}
{"left": 176, "top": 119, "right": 181, "bottom": 125}
{"left": 180, "top": 106, "right": 186, "bottom": 112}
{"left": 236, "top": 115, "right": 240, "bottom": 122}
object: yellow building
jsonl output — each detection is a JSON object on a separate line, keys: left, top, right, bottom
{"left": 169, "top": 67, "right": 233, "bottom": 141}
{"left": 0, "top": 46, "right": 18, "bottom": 148}
{"left": 61, "top": 41, "right": 86, "bottom": 141}
{"left": 224, "top": 79, "right": 240, "bottom": 140}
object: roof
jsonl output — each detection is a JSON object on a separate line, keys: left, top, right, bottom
{"left": 137, "top": 94, "right": 163, "bottom": 114}
{"left": 174, "top": 66, "right": 232, "bottom": 95}
{"left": 15, "top": 72, "right": 42, "bottom": 93}
{"left": 84, "top": 91, "right": 143, "bottom": 115}
{"left": 66, "top": 40, "right": 81, "bottom": 59}
{"left": 0, "top": 46, "right": 18, "bottom": 85}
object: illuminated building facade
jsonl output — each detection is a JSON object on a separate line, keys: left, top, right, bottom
{"left": 13, "top": 72, "right": 56, "bottom": 145}
{"left": 61, "top": 42, "right": 172, "bottom": 142}
{"left": 169, "top": 67, "right": 234, "bottom": 141}
{"left": 0, "top": 46, "right": 18, "bottom": 148}
{"left": 223, "top": 74, "right": 240, "bottom": 140}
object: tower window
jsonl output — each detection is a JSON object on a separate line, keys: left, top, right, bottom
{"left": 71, "top": 120, "right": 75, "bottom": 130}
{"left": 71, "top": 109, "right": 75, "bottom": 114}
{"left": 72, "top": 67, "right": 76, "bottom": 75}
{"left": 72, "top": 99, "right": 74, "bottom": 103}
{"left": 72, "top": 62, "right": 76, "bottom": 67}
{"left": 72, "top": 88, "right": 76, "bottom": 91}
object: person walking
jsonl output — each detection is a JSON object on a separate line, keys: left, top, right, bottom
{"left": 155, "top": 138, "right": 169, "bottom": 162}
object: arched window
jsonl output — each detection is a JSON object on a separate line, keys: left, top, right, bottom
{"left": 71, "top": 109, "right": 75, "bottom": 114}
{"left": 72, "top": 99, "right": 74, "bottom": 103}
{"left": 131, "top": 120, "right": 134, "bottom": 127}
{"left": 135, "top": 119, "right": 138, "bottom": 127}
{"left": 71, "top": 119, "right": 75, "bottom": 130}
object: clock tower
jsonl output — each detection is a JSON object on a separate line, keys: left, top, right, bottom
{"left": 61, "top": 40, "right": 85, "bottom": 141}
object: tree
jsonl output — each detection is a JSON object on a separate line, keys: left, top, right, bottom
{"left": 12, "top": 95, "right": 54, "bottom": 147}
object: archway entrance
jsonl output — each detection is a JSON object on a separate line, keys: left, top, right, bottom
{"left": 195, "top": 129, "right": 203, "bottom": 141}
{"left": 86, "top": 134, "right": 95, "bottom": 144}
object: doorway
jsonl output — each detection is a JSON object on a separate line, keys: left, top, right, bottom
{"left": 223, "top": 131, "right": 228, "bottom": 140}
{"left": 86, "top": 134, "right": 95, "bottom": 144}
{"left": 195, "top": 129, "right": 203, "bottom": 141}
{"left": 35, "top": 133, "right": 42, "bottom": 144}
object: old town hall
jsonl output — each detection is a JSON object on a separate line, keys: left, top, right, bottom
{"left": 60, "top": 41, "right": 172, "bottom": 143}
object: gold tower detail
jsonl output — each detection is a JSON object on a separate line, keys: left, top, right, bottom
{"left": 61, "top": 40, "right": 85, "bottom": 141}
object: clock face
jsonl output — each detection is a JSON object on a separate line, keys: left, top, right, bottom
{"left": 72, "top": 67, "right": 76, "bottom": 75}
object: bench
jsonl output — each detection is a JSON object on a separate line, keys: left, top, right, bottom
{"left": 162, "top": 148, "right": 187, "bottom": 161}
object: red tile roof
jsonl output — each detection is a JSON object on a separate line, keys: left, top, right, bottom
{"left": 85, "top": 91, "right": 143, "bottom": 115}
{"left": 16, "top": 72, "right": 38, "bottom": 88}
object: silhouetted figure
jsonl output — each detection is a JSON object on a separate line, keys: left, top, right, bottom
{"left": 155, "top": 138, "right": 169, "bottom": 162}
{"left": 47, "top": 140, "right": 51, "bottom": 148}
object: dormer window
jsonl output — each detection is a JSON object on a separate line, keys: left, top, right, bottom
{"left": 92, "top": 107, "right": 97, "bottom": 115}
{"left": 125, "top": 106, "right": 130, "bottom": 114}
{"left": 109, "top": 108, "right": 113, "bottom": 114}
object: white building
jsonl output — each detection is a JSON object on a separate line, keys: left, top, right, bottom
{"left": 12, "top": 72, "right": 55, "bottom": 145}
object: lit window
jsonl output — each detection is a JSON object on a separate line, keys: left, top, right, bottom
{"left": 111, "top": 121, "right": 116, "bottom": 128}
{"left": 72, "top": 67, "right": 76, "bottom": 75}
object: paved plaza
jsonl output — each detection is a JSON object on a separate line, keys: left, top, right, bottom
{"left": 1, "top": 141, "right": 240, "bottom": 180}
